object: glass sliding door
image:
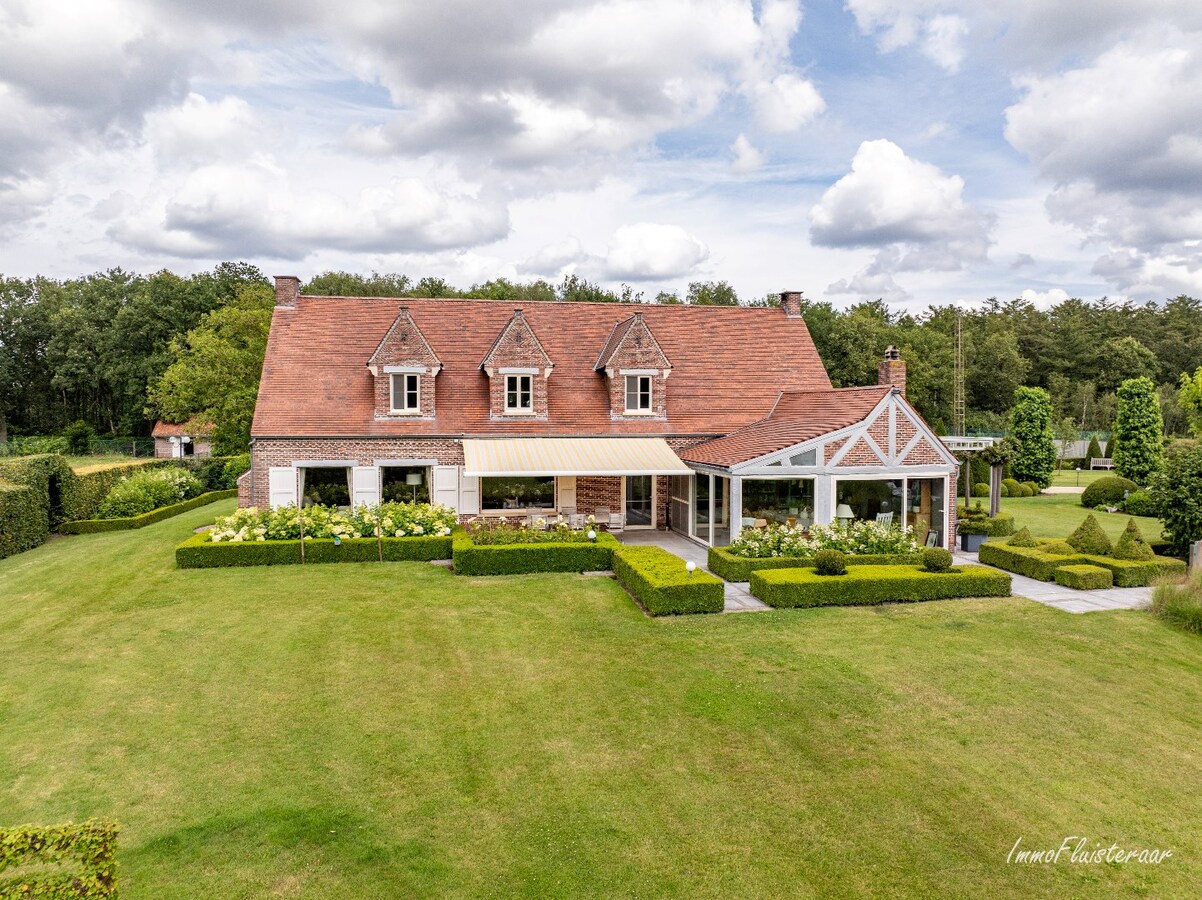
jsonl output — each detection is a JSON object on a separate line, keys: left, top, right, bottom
{"left": 712, "top": 475, "right": 730, "bottom": 546}
{"left": 625, "top": 475, "right": 654, "bottom": 528}
{"left": 669, "top": 474, "right": 691, "bottom": 536}
{"left": 906, "top": 478, "right": 947, "bottom": 547}
{"left": 693, "top": 473, "right": 710, "bottom": 540}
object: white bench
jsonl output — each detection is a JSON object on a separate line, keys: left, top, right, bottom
{"left": 1089, "top": 458, "right": 1114, "bottom": 470}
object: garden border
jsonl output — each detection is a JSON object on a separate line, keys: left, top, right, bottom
{"left": 452, "top": 529, "right": 619, "bottom": 576}
{"left": 750, "top": 564, "right": 1012, "bottom": 609}
{"left": 707, "top": 546, "right": 923, "bottom": 583}
{"left": 612, "top": 544, "right": 724, "bottom": 616}
{"left": 60, "top": 490, "right": 237, "bottom": 534}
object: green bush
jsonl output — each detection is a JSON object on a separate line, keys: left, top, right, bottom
{"left": 1042, "top": 540, "right": 1078, "bottom": 555}
{"left": 0, "top": 819, "right": 118, "bottom": 898}
{"left": 979, "top": 539, "right": 1185, "bottom": 586}
{"left": 1022, "top": 481, "right": 1040, "bottom": 496}
{"left": 1113, "top": 519, "right": 1154, "bottom": 561}
{"left": 96, "top": 468, "right": 204, "bottom": 519}
{"left": 958, "top": 511, "right": 1015, "bottom": 537}
{"left": 1008, "top": 526, "right": 1038, "bottom": 548}
{"left": 1054, "top": 564, "right": 1114, "bottom": 590}
{"left": 1067, "top": 514, "right": 1113, "bottom": 556}
{"left": 0, "top": 479, "right": 44, "bottom": 559}
{"left": 176, "top": 529, "right": 453, "bottom": 568}
{"left": 61, "top": 459, "right": 174, "bottom": 522}
{"left": 61, "top": 420, "right": 96, "bottom": 455}
{"left": 972, "top": 482, "right": 990, "bottom": 497}
{"left": 814, "top": 549, "right": 847, "bottom": 576}
{"left": 1122, "top": 489, "right": 1157, "bottom": 517}
{"left": 1151, "top": 572, "right": 1202, "bottom": 635}
{"left": 1085, "top": 436, "right": 1103, "bottom": 466}
{"left": 61, "top": 490, "right": 236, "bottom": 534}
{"left": 1002, "top": 478, "right": 1021, "bottom": 497}
{"left": 221, "top": 454, "right": 251, "bottom": 488}
{"left": 706, "top": 546, "right": 924, "bottom": 582}
{"left": 921, "top": 547, "right": 953, "bottom": 572}
{"left": 1081, "top": 475, "right": 1139, "bottom": 509}
{"left": 1113, "top": 377, "right": 1163, "bottom": 483}
{"left": 452, "top": 529, "right": 618, "bottom": 576}
{"left": 1010, "top": 386, "right": 1057, "bottom": 488}
{"left": 1147, "top": 443, "right": 1202, "bottom": 558}
{"left": 1018, "top": 484, "right": 1034, "bottom": 497}
{"left": 611, "top": 545, "right": 724, "bottom": 615}
{"left": 726, "top": 520, "right": 920, "bottom": 558}
{"left": 750, "top": 564, "right": 1012, "bottom": 608}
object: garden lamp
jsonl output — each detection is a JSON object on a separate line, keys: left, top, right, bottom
{"left": 587, "top": 529, "right": 597, "bottom": 542}
{"left": 685, "top": 560, "right": 696, "bottom": 577}
{"left": 406, "top": 471, "right": 423, "bottom": 502}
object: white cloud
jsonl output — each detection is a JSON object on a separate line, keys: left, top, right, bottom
{"left": 921, "top": 15, "right": 968, "bottom": 72}
{"left": 604, "top": 223, "right": 709, "bottom": 280}
{"left": 731, "top": 133, "right": 764, "bottom": 172}
{"left": 145, "top": 93, "right": 262, "bottom": 164}
{"left": 810, "top": 139, "right": 991, "bottom": 265}
{"left": 517, "top": 237, "right": 587, "bottom": 277}
{"left": 1018, "top": 287, "right": 1070, "bottom": 307}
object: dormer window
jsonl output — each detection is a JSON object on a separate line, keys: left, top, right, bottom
{"left": 390, "top": 372, "right": 421, "bottom": 413}
{"left": 505, "top": 373, "right": 534, "bottom": 413}
{"left": 625, "top": 374, "right": 652, "bottom": 413}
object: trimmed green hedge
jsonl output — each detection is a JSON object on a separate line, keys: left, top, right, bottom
{"left": 0, "top": 819, "right": 118, "bottom": 898}
{"left": 452, "top": 529, "right": 618, "bottom": 576}
{"left": 61, "top": 459, "right": 174, "bottom": 522}
{"left": 979, "top": 539, "right": 1186, "bottom": 587}
{"left": 60, "top": 490, "right": 237, "bottom": 533}
{"left": 958, "top": 512, "right": 1016, "bottom": 537}
{"left": 0, "top": 479, "right": 45, "bottom": 559}
{"left": 176, "top": 530, "right": 453, "bottom": 568}
{"left": 707, "top": 546, "right": 924, "bottom": 582}
{"left": 750, "top": 564, "right": 1012, "bottom": 609}
{"left": 612, "top": 545, "right": 724, "bottom": 615}
{"left": 1054, "top": 564, "right": 1114, "bottom": 590}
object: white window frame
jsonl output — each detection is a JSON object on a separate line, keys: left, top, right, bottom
{"left": 505, "top": 373, "right": 534, "bottom": 413}
{"left": 390, "top": 372, "right": 421, "bottom": 414}
{"left": 624, "top": 374, "right": 652, "bottom": 414}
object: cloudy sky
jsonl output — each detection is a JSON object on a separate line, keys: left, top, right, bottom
{"left": 1, "top": 0, "right": 1200, "bottom": 308}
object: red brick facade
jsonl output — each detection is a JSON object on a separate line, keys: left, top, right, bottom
{"left": 480, "top": 310, "right": 553, "bottom": 420}
{"left": 368, "top": 307, "right": 441, "bottom": 419}
{"left": 597, "top": 314, "right": 671, "bottom": 420}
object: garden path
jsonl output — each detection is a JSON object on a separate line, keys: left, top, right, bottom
{"left": 955, "top": 550, "right": 1152, "bottom": 613}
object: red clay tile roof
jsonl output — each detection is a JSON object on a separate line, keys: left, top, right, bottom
{"left": 152, "top": 420, "right": 214, "bottom": 438}
{"left": 678, "top": 385, "right": 892, "bottom": 466}
{"left": 252, "top": 297, "right": 832, "bottom": 437}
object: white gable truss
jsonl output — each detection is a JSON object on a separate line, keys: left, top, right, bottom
{"left": 729, "top": 389, "right": 957, "bottom": 476}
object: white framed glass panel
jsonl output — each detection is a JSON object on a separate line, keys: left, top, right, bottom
{"left": 742, "top": 478, "right": 815, "bottom": 528}
{"left": 834, "top": 479, "right": 905, "bottom": 523}
{"left": 505, "top": 374, "right": 533, "bottom": 411}
{"left": 391, "top": 373, "right": 421, "bottom": 412}
{"left": 481, "top": 476, "right": 554, "bottom": 510}
{"left": 624, "top": 374, "right": 652, "bottom": 412}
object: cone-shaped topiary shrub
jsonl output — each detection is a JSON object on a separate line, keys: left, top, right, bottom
{"left": 814, "top": 549, "right": 847, "bottom": 576}
{"left": 1113, "top": 518, "right": 1154, "bottom": 561}
{"left": 1009, "top": 526, "right": 1038, "bottom": 547}
{"left": 1067, "top": 514, "right": 1114, "bottom": 556}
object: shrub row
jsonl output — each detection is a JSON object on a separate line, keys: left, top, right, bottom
{"left": 451, "top": 529, "right": 618, "bottom": 576}
{"left": 0, "top": 479, "right": 44, "bottom": 559}
{"left": 749, "top": 564, "right": 1012, "bottom": 609}
{"left": 175, "top": 530, "right": 453, "bottom": 568}
{"left": 978, "top": 540, "right": 1186, "bottom": 587}
{"left": 61, "top": 490, "right": 237, "bottom": 534}
{"left": 1054, "top": 564, "right": 1114, "bottom": 590}
{"left": 611, "top": 545, "right": 725, "bottom": 615}
{"left": 0, "top": 819, "right": 118, "bottom": 899}
{"left": 707, "top": 546, "right": 923, "bottom": 582}
{"left": 60, "top": 459, "right": 174, "bottom": 522}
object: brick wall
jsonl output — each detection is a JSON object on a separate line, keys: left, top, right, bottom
{"left": 603, "top": 317, "right": 670, "bottom": 419}
{"left": 481, "top": 310, "right": 553, "bottom": 419}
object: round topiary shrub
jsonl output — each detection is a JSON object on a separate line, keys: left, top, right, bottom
{"left": 1002, "top": 478, "right": 1021, "bottom": 497}
{"left": 1042, "top": 540, "right": 1078, "bottom": 556}
{"left": 972, "top": 482, "right": 990, "bottom": 497}
{"left": 1081, "top": 475, "right": 1139, "bottom": 509}
{"left": 1023, "top": 481, "right": 1040, "bottom": 496}
{"left": 921, "top": 547, "right": 953, "bottom": 572}
{"left": 814, "top": 549, "right": 847, "bottom": 576}
{"left": 1122, "top": 489, "right": 1157, "bottom": 517}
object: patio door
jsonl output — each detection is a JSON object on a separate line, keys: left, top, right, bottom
{"left": 625, "top": 475, "right": 654, "bottom": 528}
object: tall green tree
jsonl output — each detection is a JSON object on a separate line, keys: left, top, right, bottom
{"left": 1180, "top": 366, "right": 1202, "bottom": 438}
{"left": 1008, "top": 387, "right": 1057, "bottom": 488}
{"left": 1096, "top": 336, "right": 1158, "bottom": 392}
{"left": 1112, "top": 377, "right": 1163, "bottom": 484}
{"left": 685, "top": 281, "right": 739, "bottom": 306}
{"left": 1148, "top": 443, "right": 1202, "bottom": 557}
{"left": 304, "top": 271, "right": 412, "bottom": 296}
{"left": 147, "top": 284, "right": 274, "bottom": 454}
{"left": 968, "top": 329, "right": 1028, "bottom": 414}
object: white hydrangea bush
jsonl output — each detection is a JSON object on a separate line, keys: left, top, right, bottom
{"left": 208, "top": 501, "right": 458, "bottom": 543}
{"left": 727, "top": 520, "right": 920, "bottom": 558}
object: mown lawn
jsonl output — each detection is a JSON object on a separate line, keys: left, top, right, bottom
{"left": 1051, "top": 469, "right": 1111, "bottom": 488}
{"left": 2, "top": 500, "right": 1200, "bottom": 898}
{"left": 66, "top": 455, "right": 151, "bottom": 474}
{"left": 1001, "top": 493, "right": 1164, "bottom": 542}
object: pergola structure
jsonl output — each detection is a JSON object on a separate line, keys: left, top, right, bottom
{"left": 941, "top": 435, "right": 1003, "bottom": 516}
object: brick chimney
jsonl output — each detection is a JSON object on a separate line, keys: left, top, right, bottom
{"left": 274, "top": 275, "right": 300, "bottom": 307}
{"left": 878, "top": 345, "right": 906, "bottom": 396}
{"left": 779, "top": 290, "right": 802, "bottom": 318}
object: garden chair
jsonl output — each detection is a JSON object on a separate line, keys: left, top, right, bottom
{"left": 559, "top": 505, "right": 577, "bottom": 519}
{"left": 875, "top": 512, "right": 894, "bottom": 527}
{"left": 607, "top": 513, "right": 625, "bottom": 534}
{"left": 568, "top": 513, "right": 586, "bottom": 529}
{"left": 594, "top": 506, "right": 612, "bottom": 526}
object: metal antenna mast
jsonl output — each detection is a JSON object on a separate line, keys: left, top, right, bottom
{"left": 953, "top": 309, "right": 966, "bottom": 436}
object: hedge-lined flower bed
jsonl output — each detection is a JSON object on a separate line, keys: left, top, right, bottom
{"left": 208, "top": 501, "right": 457, "bottom": 542}
{"left": 176, "top": 530, "right": 453, "bottom": 568}
{"left": 727, "top": 520, "right": 921, "bottom": 559}
{"left": 61, "top": 490, "right": 237, "bottom": 534}
{"left": 95, "top": 467, "right": 205, "bottom": 518}
{"left": 707, "top": 546, "right": 924, "bottom": 582}
{"left": 464, "top": 516, "right": 598, "bottom": 544}
{"left": 611, "top": 545, "right": 724, "bottom": 616}
{"left": 749, "top": 564, "right": 1012, "bottom": 609}
{"left": 452, "top": 529, "right": 618, "bottom": 576}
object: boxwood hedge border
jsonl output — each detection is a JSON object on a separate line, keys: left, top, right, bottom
{"left": 60, "top": 490, "right": 237, "bottom": 533}
{"left": 612, "top": 544, "right": 724, "bottom": 615}
{"left": 175, "top": 529, "right": 453, "bottom": 568}
{"left": 451, "top": 528, "right": 618, "bottom": 576}
{"left": 978, "top": 539, "right": 1186, "bottom": 587}
{"left": 707, "top": 545, "right": 924, "bottom": 582}
{"left": 0, "top": 819, "right": 118, "bottom": 899}
{"left": 749, "top": 564, "right": 1012, "bottom": 609}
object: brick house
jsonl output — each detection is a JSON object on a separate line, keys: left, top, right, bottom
{"left": 245, "top": 277, "right": 959, "bottom": 547}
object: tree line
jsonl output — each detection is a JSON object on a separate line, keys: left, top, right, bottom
{"left": 2, "top": 266, "right": 1201, "bottom": 454}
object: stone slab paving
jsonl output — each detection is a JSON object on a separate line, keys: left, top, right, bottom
{"left": 954, "top": 550, "right": 1152, "bottom": 614}
{"left": 617, "top": 530, "right": 770, "bottom": 612}
{"left": 1043, "top": 486, "right": 1086, "bottom": 494}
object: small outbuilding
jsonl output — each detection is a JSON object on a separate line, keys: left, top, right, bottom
{"left": 152, "top": 421, "right": 213, "bottom": 459}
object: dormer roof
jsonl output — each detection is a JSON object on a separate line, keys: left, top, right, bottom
{"left": 367, "top": 305, "right": 441, "bottom": 373}
{"left": 594, "top": 312, "right": 671, "bottom": 372}
{"left": 479, "top": 308, "right": 553, "bottom": 372}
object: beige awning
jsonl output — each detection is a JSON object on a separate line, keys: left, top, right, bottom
{"left": 462, "top": 437, "right": 693, "bottom": 477}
